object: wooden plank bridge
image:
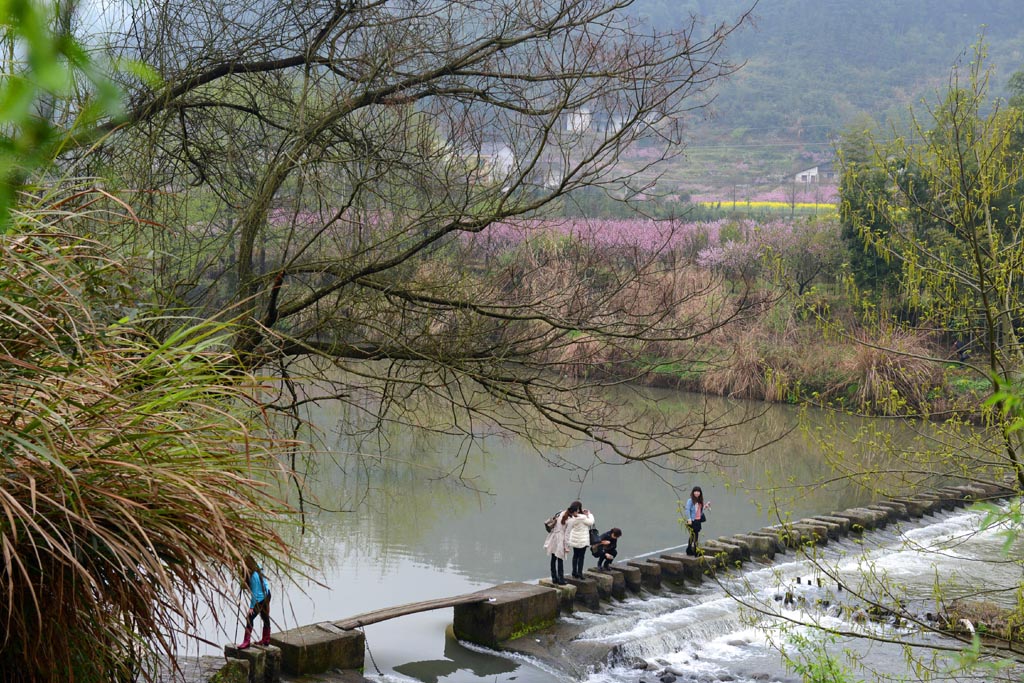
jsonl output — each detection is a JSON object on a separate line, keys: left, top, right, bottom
{"left": 332, "top": 593, "right": 492, "bottom": 630}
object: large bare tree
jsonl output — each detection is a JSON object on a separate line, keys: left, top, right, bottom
{"left": 67, "top": 0, "right": 761, "bottom": 464}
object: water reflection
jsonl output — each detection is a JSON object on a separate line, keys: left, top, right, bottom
{"left": 287, "top": 387, "right": 951, "bottom": 583}
{"left": 394, "top": 631, "right": 517, "bottom": 683}
{"left": 196, "top": 384, "right": 985, "bottom": 682}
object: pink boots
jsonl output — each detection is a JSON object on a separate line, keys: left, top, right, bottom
{"left": 237, "top": 627, "right": 252, "bottom": 649}
{"left": 237, "top": 624, "right": 270, "bottom": 649}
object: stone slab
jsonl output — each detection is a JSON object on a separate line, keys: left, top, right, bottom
{"left": 896, "top": 495, "right": 942, "bottom": 515}
{"left": 790, "top": 522, "right": 829, "bottom": 545}
{"left": 969, "top": 480, "right": 1016, "bottom": 498}
{"left": 649, "top": 557, "right": 686, "bottom": 584}
{"left": 662, "top": 553, "right": 711, "bottom": 582}
{"left": 262, "top": 646, "right": 281, "bottom": 683}
{"left": 938, "top": 487, "right": 972, "bottom": 506}
{"left": 829, "top": 508, "right": 882, "bottom": 531}
{"left": 701, "top": 539, "right": 743, "bottom": 565}
{"left": 582, "top": 568, "right": 614, "bottom": 599}
{"left": 951, "top": 483, "right": 992, "bottom": 502}
{"left": 537, "top": 579, "right": 576, "bottom": 612}
{"left": 223, "top": 645, "right": 266, "bottom": 683}
{"left": 918, "top": 494, "right": 950, "bottom": 513}
{"left": 597, "top": 567, "right": 628, "bottom": 599}
{"left": 805, "top": 517, "right": 843, "bottom": 539}
{"left": 565, "top": 576, "right": 601, "bottom": 609}
{"left": 270, "top": 624, "right": 364, "bottom": 676}
{"left": 610, "top": 563, "right": 643, "bottom": 592}
{"left": 868, "top": 501, "right": 908, "bottom": 520}
{"left": 732, "top": 534, "right": 776, "bottom": 559}
{"left": 746, "top": 531, "right": 788, "bottom": 554}
{"left": 717, "top": 537, "right": 752, "bottom": 561}
{"left": 453, "top": 582, "right": 559, "bottom": 648}
{"left": 760, "top": 525, "right": 805, "bottom": 549}
{"left": 209, "top": 658, "right": 249, "bottom": 683}
{"left": 889, "top": 497, "right": 927, "bottom": 517}
{"left": 857, "top": 506, "right": 891, "bottom": 526}
{"left": 626, "top": 560, "right": 662, "bottom": 589}
{"left": 929, "top": 490, "right": 962, "bottom": 510}
{"left": 811, "top": 515, "right": 852, "bottom": 533}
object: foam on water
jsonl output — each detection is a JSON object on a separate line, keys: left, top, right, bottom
{"left": 568, "top": 506, "right": 1022, "bottom": 683}
{"left": 456, "top": 639, "right": 576, "bottom": 682}
{"left": 367, "top": 672, "right": 426, "bottom": 683}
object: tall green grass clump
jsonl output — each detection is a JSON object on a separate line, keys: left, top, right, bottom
{"left": 0, "top": 5, "right": 296, "bottom": 679}
{"left": 0, "top": 220, "right": 294, "bottom": 681}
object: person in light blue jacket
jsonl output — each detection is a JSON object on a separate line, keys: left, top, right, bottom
{"left": 684, "top": 486, "right": 710, "bottom": 556}
{"left": 237, "top": 556, "right": 272, "bottom": 649}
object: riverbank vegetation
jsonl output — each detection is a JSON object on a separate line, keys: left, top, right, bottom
{"left": 5, "top": 0, "right": 1024, "bottom": 679}
{"left": 0, "top": 0, "right": 765, "bottom": 679}
{"left": 0, "top": 219, "right": 295, "bottom": 681}
{"left": 753, "top": 48, "right": 1024, "bottom": 682}
{"left": 454, "top": 211, "right": 978, "bottom": 420}
{"left": 0, "top": 6, "right": 298, "bottom": 682}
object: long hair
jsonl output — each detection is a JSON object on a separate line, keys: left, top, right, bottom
{"left": 690, "top": 486, "right": 703, "bottom": 503}
{"left": 562, "top": 500, "right": 583, "bottom": 524}
{"left": 243, "top": 555, "right": 268, "bottom": 594}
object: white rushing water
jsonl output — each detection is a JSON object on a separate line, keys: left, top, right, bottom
{"left": 190, "top": 388, "right": 1019, "bottom": 682}
{"left": 550, "top": 505, "right": 1024, "bottom": 683}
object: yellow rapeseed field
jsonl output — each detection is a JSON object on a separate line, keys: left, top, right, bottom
{"left": 696, "top": 201, "right": 838, "bottom": 217}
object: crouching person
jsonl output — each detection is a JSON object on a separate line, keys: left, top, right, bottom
{"left": 593, "top": 528, "right": 622, "bottom": 570}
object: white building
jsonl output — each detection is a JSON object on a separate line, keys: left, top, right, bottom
{"left": 793, "top": 161, "right": 837, "bottom": 184}
{"left": 566, "top": 108, "right": 593, "bottom": 133}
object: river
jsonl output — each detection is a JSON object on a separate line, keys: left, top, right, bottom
{"left": 189, "top": 386, "right": 1015, "bottom": 682}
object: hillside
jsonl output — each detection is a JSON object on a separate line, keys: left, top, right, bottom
{"left": 625, "top": 0, "right": 1024, "bottom": 196}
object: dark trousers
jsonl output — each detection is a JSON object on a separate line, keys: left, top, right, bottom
{"left": 550, "top": 554, "right": 565, "bottom": 581}
{"left": 571, "top": 546, "right": 587, "bottom": 577}
{"left": 245, "top": 594, "right": 271, "bottom": 630}
{"left": 686, "top": 520, "right": 703, "bottom": 554}
{"left": 597, "top": 547, "right": 617, "bottom": 568}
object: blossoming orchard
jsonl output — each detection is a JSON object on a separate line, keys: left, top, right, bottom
{"left": 465, "top": 216, "right": 843, "bottom": 294}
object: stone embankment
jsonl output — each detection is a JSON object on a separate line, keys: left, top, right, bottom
{"left": 212, "top": 480, "right": 1011, "bottom": 683}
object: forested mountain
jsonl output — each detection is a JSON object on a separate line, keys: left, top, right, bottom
{"left": 632, "top": 0, "right": 1024, "bottom": 141}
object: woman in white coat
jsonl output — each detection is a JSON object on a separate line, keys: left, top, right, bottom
{"left": 543, "top": 501, "right": 583, "bottom": 585}
{"left": 565, "top": 501, "right": 595, "bottom": 578}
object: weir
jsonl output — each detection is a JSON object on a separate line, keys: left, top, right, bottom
{"left": 218, "top": 480, "right": 1011, "bottom": 682}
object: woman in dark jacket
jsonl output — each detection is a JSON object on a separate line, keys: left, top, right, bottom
{"left": 593, "top": 528, "right": 622, "bottom": 569}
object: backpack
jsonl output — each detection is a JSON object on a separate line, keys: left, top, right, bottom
{"left": 589, "top": 528, "right": 603, "bottom": 556}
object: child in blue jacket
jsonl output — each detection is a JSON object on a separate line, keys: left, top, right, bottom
{"left": 237, "top": 556, "right": 272, "bottom": 649}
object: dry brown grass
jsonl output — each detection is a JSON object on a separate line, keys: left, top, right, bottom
{"left": 941, "top": 599, "right": 1024, "bottom": 641}
{"left": 0, "top": 222, "right": 296, "bottom": 681}
{"left": 701, "top": 332, "right": 767, "bottom": 399}
{"left": 543, "top": 332, "right": 609, "bottom": 379}
{"left": 842, "top": 327, "right": 943, "bottom": 414}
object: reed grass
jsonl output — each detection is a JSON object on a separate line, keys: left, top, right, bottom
{"left": 843, "top": 328, "right": 942, "bottom": 415}
{"left": 701, "top": 334, "right": 766, "bottom": 399}
{"left": 0, "top": 221, "right": 294, "bottom": 681}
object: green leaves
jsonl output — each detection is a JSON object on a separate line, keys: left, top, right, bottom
{"left": 984, "top": 377, "right": 1024, "bottom": 435}
{"left": 0, "top": 0, "right": 123, "bottom": 228}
